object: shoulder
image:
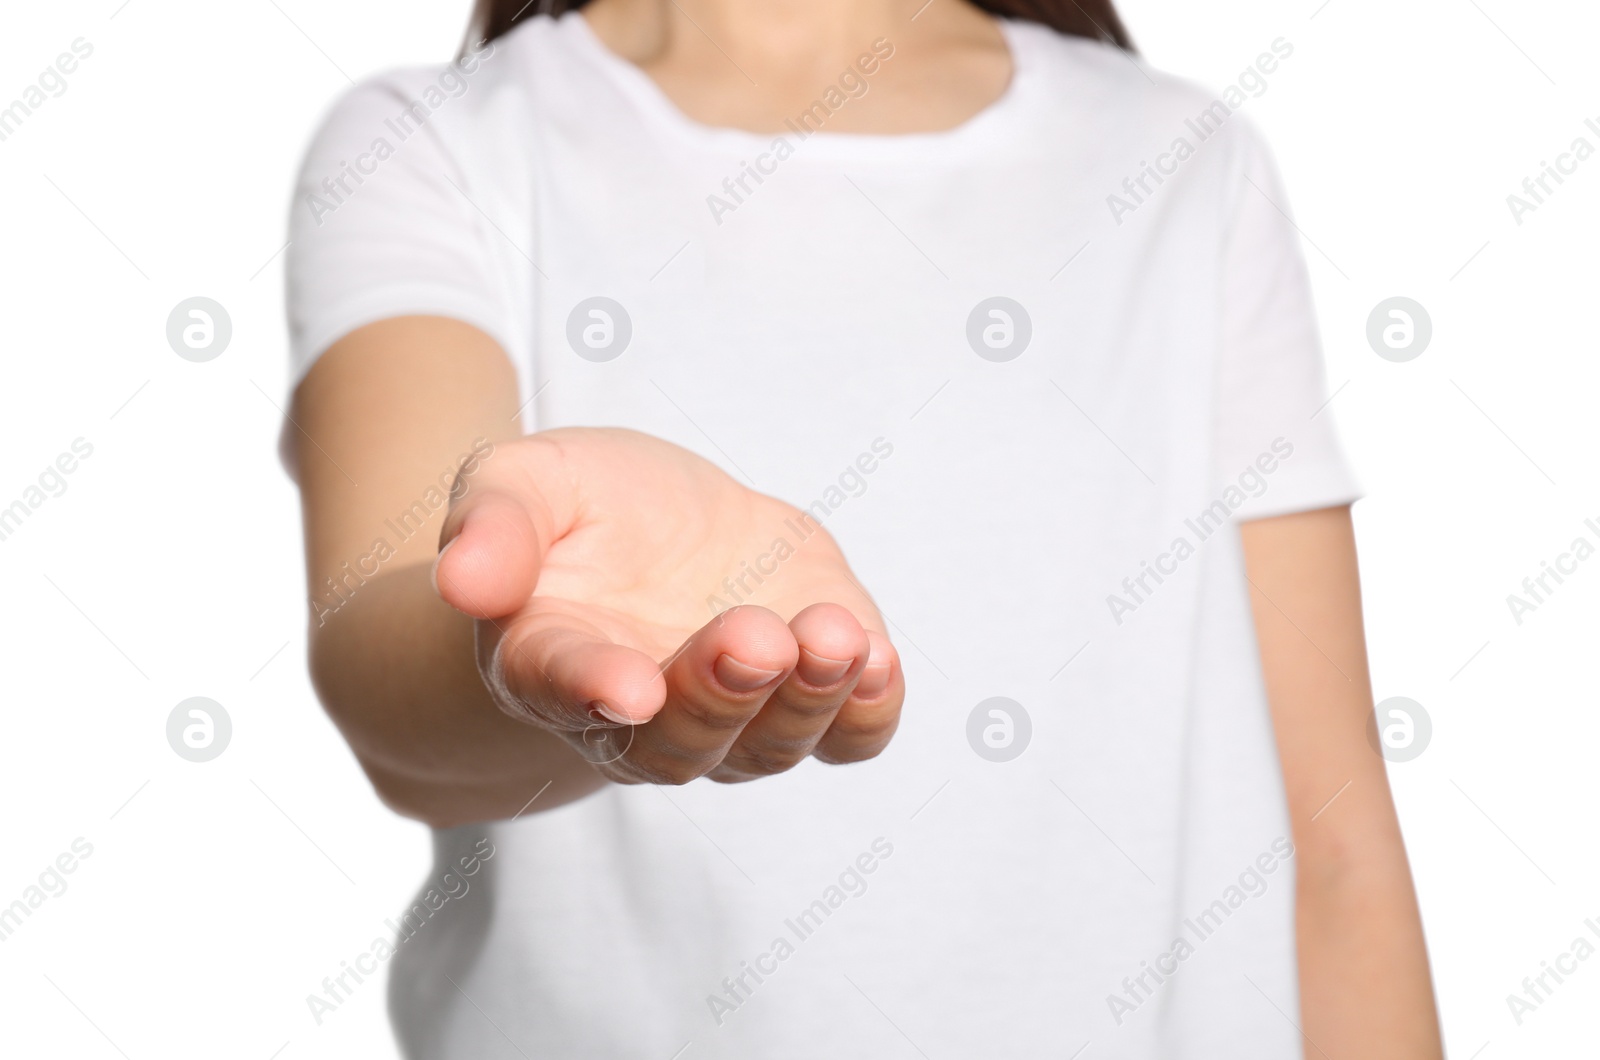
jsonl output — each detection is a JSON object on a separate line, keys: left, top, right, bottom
{"left": 1008, "top": 19, "right": 1285, "bottom": 161}
{"left": 295, "top": 18, "right": 559, "bottom": 169}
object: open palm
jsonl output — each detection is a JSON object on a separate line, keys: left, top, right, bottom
{"left": 433, "top": 428, "right": 904, "bottom": 784}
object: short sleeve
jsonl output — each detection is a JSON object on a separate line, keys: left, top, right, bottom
{"left": 1213, "top": 119, "right": 1361, "bottom": 521}
{"left": 284, "top": 74, "right": 511, "bottom": 388}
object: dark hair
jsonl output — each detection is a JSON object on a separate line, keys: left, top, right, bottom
{"left": 468, "top": 0, "right": 1133, "bottom": 52}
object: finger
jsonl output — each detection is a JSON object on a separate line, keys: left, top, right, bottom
{"left": 813, "top": 629, "right": 903, "bottom": 765}
{"left": 712, "top": 603, "right": 870, "bottom": 780}
{"left": 618, "top": 605, "right": 798, "bottom": 784}
{"left": 433, "top": 437, "right": 575, "bottom": 620}
{"left": 488, "top": 610, "right": 668, "bottom": 731}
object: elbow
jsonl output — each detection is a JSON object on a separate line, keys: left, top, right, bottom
{"left": 306, "top": 624, "right": 364, "bottom": 731}
{"left": 363, "top": 764, "right": 473, "bottom": 829}
{"left": 306, "top": 622, "right": 403, "bottom": 769}
{"left": 306, "top": 629, "right": 449, "bottom": 826}
{"left": 1292, "top": 821, "right": 1415, "bottom": 899}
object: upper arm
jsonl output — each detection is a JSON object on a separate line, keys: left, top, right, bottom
{"left": 1217, "top": 123, "right": 1379, "bottom": 838}
{"left": 1212, "top": 118, "right": 1360, "bottom": 521}
{"left": 284, "top": 72, "right": 526, "bottom": 602}
{"left": 1239, "top": 505, "right": 1406, "bottom": 867}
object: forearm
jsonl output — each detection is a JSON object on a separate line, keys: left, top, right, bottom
{"left": 1295, "top": 839, "right": 1440, "bottom": 1059}
{"left": 310, "top": 562, "right": 606, "bottom": 826}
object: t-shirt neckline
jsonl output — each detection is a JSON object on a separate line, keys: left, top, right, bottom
{"left": 562, "top": 11, "right": 1034, "bottom": 162}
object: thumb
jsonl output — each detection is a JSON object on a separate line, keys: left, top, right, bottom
{"left": 433, "top": 488, "right": 543, "bottom": 619}
{"left": 432, "top": 438, "right": 575, "bottom": 619}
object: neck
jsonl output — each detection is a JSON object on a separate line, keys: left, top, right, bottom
{"left": 579, "top": 0, "right": 1011, "bottom": 136}
{"left": 592, "top": 0, "right": 914, "bottom": 63}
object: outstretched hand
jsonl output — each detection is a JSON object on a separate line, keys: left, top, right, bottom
{"left": 432, "top": 428, "right": 904, "bottom": 785}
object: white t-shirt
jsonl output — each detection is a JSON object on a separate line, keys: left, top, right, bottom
{"left": 287, "top": 13, "right": 1359, "bottom": 1059}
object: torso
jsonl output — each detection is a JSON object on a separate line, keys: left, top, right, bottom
{"left": 299, "top": 14, "right": 1347, "bottom": 1055}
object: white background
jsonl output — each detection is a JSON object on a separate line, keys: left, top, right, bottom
{"left": 1, "top": 0, "right": 1595, "bottom": 1057}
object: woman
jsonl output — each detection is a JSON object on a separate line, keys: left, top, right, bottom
{"left": 286, "top": 0, "right": 1443, "bottom": 1055}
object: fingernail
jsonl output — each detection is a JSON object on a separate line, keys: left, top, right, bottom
{"left": 430, "top": 537, "right": 458, "bottom": 596}
{"left": 796, "top": 648, "right": 852, "bottom": 687}
{"left": 588, "top": 700, "right": 634, "bottom": 726}
{"left": 714, "top": 654, "right": 784, "bottom": 692}
{"left": 854, "top": 662, "right": 892, "bottom": 698}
